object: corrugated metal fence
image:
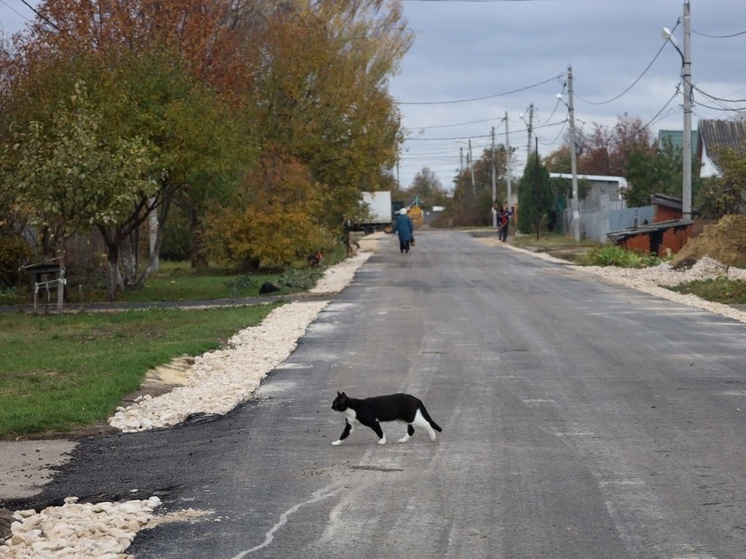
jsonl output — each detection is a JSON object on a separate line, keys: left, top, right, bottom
{"left": 562, "top": 196, "right": 655, "bottom": 243}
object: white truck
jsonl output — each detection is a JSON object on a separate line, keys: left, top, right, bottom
{"left": 357, "top": 191, "right": 393, "bottom": 234}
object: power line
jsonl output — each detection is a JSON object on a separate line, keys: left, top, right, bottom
{"left": 406, "top": 118, "right": 566, "bottom": 141}
{"left": 18, "top": 0, "right": 60, "bottom": 30}
{"left": 692, "top": 84, "right": 746, "bottom": 105}
{"left": 574, "top": 21, "right": 678, "bottom": 106}
{"left": 397, "top": 74, "right": 564, "bottom": 105}
{"left": 0, "top": 0, "right": 30, "bottom": 22}
{"left": 692, "top": 28, "right": 746, "bottom": 39}
{"left": 641, "top": 85, "right": 681, "bottom": 132}
{"left": 407, "top": 115, "right": 506, "bottom": 131}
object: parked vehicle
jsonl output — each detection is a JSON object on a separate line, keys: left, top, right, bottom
{"left": 357, "top": 191, "right": 394, "bottom": 234}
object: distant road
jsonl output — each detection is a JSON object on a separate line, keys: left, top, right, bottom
{"left": 20, "top": 228, "right": 746, "bottom": 559}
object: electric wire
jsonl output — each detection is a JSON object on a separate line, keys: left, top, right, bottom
{"left": 692, "top": 84, "right": 746, "bottom": 105}
{"left": 574, "top": 19, "right": 680, "bottom": 107}
{"left": 18, "top": 0, "right": 59, "bottom": 30}
{"left": 640, "top": 85, "right": 681, "bottom": 132}
{"left": 575, "top": 40, "right": 669, "bottom": 106}
{"left": 397, "top": 74, "right": 564, "bottom": 105}
{"left": 0, "top": 0, "right": 29, "bottom": 22}
{"left": 692, "top": 28, "right": 746, "bottom": 39}
{"left": 406, "top": 118, "right": 567, "bottom": 141}
{"left": 408, "top": 115, "right": 506, "bottom": 131}
{"left": 537, "top": 118, "right": 568, "bottom": 146}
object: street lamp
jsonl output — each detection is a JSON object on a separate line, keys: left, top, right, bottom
{"left": 557, "top": 64, "right": 580, "bottom": 242}
{"left": 662, "top": 2, "right": 692, "bottom": 220}
{"left": 455, "top": 139, "right": 476, "bottom": 198}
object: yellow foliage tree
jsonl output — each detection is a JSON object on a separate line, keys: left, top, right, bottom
{"left": 205, "top": 149, "right": 334, "bottom": 269}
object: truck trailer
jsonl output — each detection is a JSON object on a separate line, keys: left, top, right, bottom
{"left": 357, "top": 191, "right": 393, "bottom": 234}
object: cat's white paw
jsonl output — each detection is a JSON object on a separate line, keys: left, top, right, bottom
{"left": 331, "top": 440, "right": 342, "bottom": 446}
{"left": 378, "top": 436, "right": 387, "bottom": 445}
{"left": 398, "top": 435, "right": 410, "bottom": 444}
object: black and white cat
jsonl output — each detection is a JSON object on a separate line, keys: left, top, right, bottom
{"left": 331, "top": 391, "right": 442, "bottom": 446}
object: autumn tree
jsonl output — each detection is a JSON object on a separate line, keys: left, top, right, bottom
{"left": 2, "top": 81, "right": 155, "bottom": 259}
{"left": 205, "top": 149, "right": 334, "bottom": 269}
{"left": 544, "top": 114, "right": 698, "bottom": 210}
{"left": 1, "top": 42, "right": 249, "bottom": 299}
{"left": 698, "top": 144, "right": 746, "bottom": 218}
{"left": 242, "top": 0, "right": 413, "bottom": 236}
{"left": 405, "top": 167, "right": 449, "bottom": 210}
{"left": 1, "top": 0, "right": 413, "bottom": 286}
{"left": 450, "top": 144, "right": 511, "bottom": 226}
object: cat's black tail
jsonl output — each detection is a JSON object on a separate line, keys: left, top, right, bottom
{"left": 419, "top": 403, "right": 442, "bottom": 432}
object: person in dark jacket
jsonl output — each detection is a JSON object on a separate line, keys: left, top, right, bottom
{"left": 392, "top": 208, "right": 414, "bottom": 253}
{"left": 497, "top": 204, "right": 512, "bottom": 242}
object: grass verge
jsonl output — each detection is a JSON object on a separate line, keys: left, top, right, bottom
{"left": 668, "top": 277, "right": 746, "bottom": 305}
{"left": 2, "top": 259, "right": 329, "bottom": 306}
{"left": 0, "top": 303, "right": 280, "bottom": 439}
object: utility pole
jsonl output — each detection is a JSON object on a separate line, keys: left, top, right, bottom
{"left": 526, "top": 103, "right": 534, "bottom": 157}
{"left": 504, "top": 111, "right": 512, "bottom": 208}
{"left": 491, "top": 126, "right": 497, "bottom": 228}
{"left": 534, "top": 137, "right": 540, "bottom": 240}
{"left": 662, "top": 2, "right": 692, "bottom": 220}
{"left": 682, "top": 0, "right": 692, "bottom": 219}
{"left": 468, "top": 138, "right": 476, "bottom": 199}
{"left": 567, "top": 65, "right": 581, "bottom": 242}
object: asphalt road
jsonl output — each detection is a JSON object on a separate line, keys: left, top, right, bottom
{"left": 13, "top": 229, "right": 746, "bottom": 559}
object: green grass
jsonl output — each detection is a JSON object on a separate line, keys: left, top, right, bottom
{"left": 0, "top": 304, "right": 279, "bottom": 439}
{"left": 669, "top": 277, "right": 746, "bottom": 305}
{"left": 2, "top": 260, "right": 327, "bottom": 306}
{"left": 575, "top": 245, "right": 664, "bottom": 268}
{"left": 513, "top": 232, "right": 599, "bottom": 250}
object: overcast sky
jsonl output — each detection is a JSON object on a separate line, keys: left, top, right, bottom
{"left": 2, "top": 1, "right": 745, "bottom": 192}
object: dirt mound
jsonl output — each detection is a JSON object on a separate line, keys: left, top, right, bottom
{"left": 671, "top": 215, "right": 746, "bottom": 269}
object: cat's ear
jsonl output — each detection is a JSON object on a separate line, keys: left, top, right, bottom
{"left": 337, "top": 391, "right": 341, "bottom": 396}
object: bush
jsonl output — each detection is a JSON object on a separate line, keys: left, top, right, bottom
{"left": 0, "top": 234, "right": 34, "bottom": 288}
{"left": 277, "top": 268, "right": 324, "bottom": 291}
{"left": 580, "top": 245, "right": 662, "bottom": 268}
{"left": 224, "top": 275, "right": 255, "bottom": 297}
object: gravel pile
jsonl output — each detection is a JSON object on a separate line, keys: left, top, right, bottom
{"left": 1, "top": 497, "right": 160, "bottom": 559}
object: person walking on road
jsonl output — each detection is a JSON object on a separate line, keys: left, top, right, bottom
{"left": 497, "top": 204, "right": 512, "bottom": 242}
{"left": 392, "top": 208, "right": 414, "bottom": 253}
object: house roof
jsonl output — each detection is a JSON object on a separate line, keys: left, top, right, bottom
{"left": 606, "top": 218, "right": 693, "bottom": 241}
{"left": 650, "top": 193, "right": 682, "bottom": 210}
{"left": 549, "top": 173, "right": 628, "bottom": 188}
{"left": 697, "top": 119, "right": 746, "bottom": 163}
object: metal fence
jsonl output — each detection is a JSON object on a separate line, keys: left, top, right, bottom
{"left": 562, "top": 196, "right": 655, "bottom": 243}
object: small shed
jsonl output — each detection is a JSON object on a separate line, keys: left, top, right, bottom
{"left": 607, "top": 219, "right": 693, "bottom": 257}
{"left": 607, "top": 194, "right": 693, "bottom": 256}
